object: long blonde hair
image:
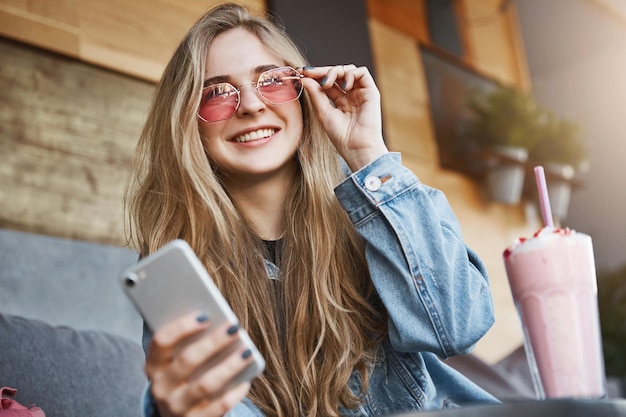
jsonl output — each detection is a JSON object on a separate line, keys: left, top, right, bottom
{"left": 125, "top": 3, "right": 386, "bottom": 416}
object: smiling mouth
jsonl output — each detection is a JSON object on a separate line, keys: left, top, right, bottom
{"left": 233, "top": 128, "right": 276, "bottom": 143}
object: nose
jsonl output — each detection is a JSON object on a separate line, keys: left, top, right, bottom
{"left": 235, "top": 82, "right": 266, "bottom": 117}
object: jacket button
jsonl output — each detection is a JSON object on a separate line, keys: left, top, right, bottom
{"left": 364, "top": 175, "right": 382, "bottom": 191}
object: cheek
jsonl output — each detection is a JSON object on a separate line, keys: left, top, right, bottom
{"left": 289, "top": 104, "right": 304, "bottom": 137}
{"left": 198, "top": 122, "right": 215, "bottom": 141}
{"left": 198, "top": 123, "right": 221, "bottom": 149}
{"left": 197, "top": 126, "right": 222, "bottom": 165}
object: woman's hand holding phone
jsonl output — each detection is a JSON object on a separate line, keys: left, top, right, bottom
{"left": 146, "top": 311, "right": 253, "bottom": 417}
{"left": 119, "top": 240, "right": 266, "bottom": 417}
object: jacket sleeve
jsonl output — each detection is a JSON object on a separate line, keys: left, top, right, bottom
{"left": 334, "top": 152, "right": 494, "bottom": 358}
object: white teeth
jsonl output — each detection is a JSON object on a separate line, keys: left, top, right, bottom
{"left": 233, "top": 129, "right": 275, "bottom": 143}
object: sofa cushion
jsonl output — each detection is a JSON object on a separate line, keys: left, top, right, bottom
{"left": 0, "top": 228, "right": 142, "bottom": 342}
{"left": 0, "top": 313, "right": 147, "bottom": 417}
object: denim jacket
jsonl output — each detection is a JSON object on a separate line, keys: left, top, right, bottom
{"left": 142, "top": 152, "right": 498, "bottom": 416}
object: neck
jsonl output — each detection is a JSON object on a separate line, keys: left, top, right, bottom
{"left": 225, "top": 166, "right": 295, "bottom": 241}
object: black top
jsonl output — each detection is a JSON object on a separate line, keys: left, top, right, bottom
{"left": 262, "top": 238, "right": 281, "bottom": 265}
{"left": 262, "top": 238, "right": 286, "bottom": 351}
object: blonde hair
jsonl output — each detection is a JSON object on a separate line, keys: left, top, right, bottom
{"left": 125, "top": 3, "right": 386, "bottom": 416}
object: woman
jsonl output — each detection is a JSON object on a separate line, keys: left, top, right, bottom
{"left": 126, "top": 3, "right": 497, "bottom": 417}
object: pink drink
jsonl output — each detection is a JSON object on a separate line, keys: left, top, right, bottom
{"left": 503, "top": 227, "right": 606, "bottom": 399}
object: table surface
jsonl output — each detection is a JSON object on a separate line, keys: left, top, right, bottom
{"left": 388, "top": 398, "right": 626, "bottom": 417}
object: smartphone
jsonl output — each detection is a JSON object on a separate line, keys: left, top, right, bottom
{"left": 119, "top": 239, "right": 265, "bottom": 385}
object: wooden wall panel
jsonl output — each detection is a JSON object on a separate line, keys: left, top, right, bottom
{"left": 0, "top": 0, "right": 266, "bottom": 82}
{"left": 462, "top": 0, "right": 531, "bottom": 88}
{"left": 368, "top": 20, "right": 439, "bottom": 167}
{"left": 367, "top": 0, "right": 428, "bottom": 43}
{"left": 0, "top": 2, "right": 80, "bottom": 57}
{"left": 26, "top": 0, "right": 79, "bottom": 26}
{"left": 367, "top": 0, "right": 530, "bottom": 89}
{"left": 0, "top": 38, "right": 154, "bottom": 245}
{"left": 77, "top": 0, "right": 204, "bottom": 81}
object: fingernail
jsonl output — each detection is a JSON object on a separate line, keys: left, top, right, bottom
{"left": 341, "top": 81, "right": 347, "bottom": 90}
{"left": 196, "top": 313, "right": 209, "bottom": 323}
{"left": 227, "top": 324, "right": 240, "bottom": 335}
{"left": 319, "top": 76, "right": 327, "bottom": 86}
{"left": 303, "top": 66, "right": 314, "bottom": 70}
{"left": 242, "top": 349, "right": 252, "bottom": 359}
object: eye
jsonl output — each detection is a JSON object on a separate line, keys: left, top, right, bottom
{"left": 258, "top": 74, "right": 284, "bottom": 88}
{"left": 202, "top": 83, "right": 236, "bottom": 102}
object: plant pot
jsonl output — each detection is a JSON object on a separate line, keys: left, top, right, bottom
{"left": 544, "top": 163, "right": 575, "bottom": 221}
{"left": 484, "top": 146, "right": 528, "bottom": 205}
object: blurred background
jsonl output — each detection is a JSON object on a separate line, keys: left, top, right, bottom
{"left": 0, "top": 0, "right": 624, "bottom": 379}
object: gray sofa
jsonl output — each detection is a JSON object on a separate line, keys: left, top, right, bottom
{"left": 0, "top": 228, "right": 147, "bottom": 417}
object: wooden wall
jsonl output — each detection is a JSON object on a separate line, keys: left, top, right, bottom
{"left": 0, "top": 0, "right": 539, "bottom": 362}
{"left": 0, "top": 38, "right": 153, "bottom": 244}
{"left": 0, "top": 0, "right": 265, "bottom": 82}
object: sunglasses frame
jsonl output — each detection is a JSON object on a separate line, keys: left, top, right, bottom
{"left": 197, "top": 66, "right": 304, "bottom": 123}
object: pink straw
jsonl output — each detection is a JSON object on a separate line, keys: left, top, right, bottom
{"left": 534, "top": 166, "right": 554, "bottom": 228}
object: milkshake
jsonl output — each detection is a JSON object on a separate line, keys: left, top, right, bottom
{"left": 503, "top": 227, "right": 606, "bottom": 399}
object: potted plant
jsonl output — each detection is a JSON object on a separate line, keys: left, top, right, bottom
{"left": 597, "top": 263, "right": 626, "bottom": 385}
{"left": 528, "top": 110, "right": 589, "bottom": 220}
{"left": 464, "top": 85, "right": 543, "bottom": 204}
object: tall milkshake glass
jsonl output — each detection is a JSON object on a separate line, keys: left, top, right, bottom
{"left": 502, "top": 167, "right": 606, "bottom": 399}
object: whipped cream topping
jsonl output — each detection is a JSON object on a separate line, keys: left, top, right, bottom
{"left": 503, "top": 227, "right": 576, "bottom": 259}
{"left": 233, "top": 128, "right": 275, "bottom": 143}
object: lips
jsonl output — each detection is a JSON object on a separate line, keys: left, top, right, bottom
{"left": 232, "top": 128, "right": 276, "bottom": 143}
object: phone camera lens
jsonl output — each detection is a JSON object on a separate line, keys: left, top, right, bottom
{"left": 124, "top": 273, "right": 139, "bottom": 287}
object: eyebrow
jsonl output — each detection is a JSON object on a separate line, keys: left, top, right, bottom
{"left": 203, "top": 64, "right": 281, "bottom": 88}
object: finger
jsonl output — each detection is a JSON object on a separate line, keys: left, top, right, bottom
{"left": 326, "top": 64, "right": 357, "bottom": 90}
{"left": 147, "top": 311, "right": 211, "bottom": 368}
{"left": 301, "top": 77, "right": 337, "bottom": 117}
{"left": 302, "top": 65, "right": 357, "bottom": 90}
{"left": 321, "top": 80, "right": 348, "bottom": 103}
{"left": 301, "top": 64, "right": 354, "bottom": 81}
{"left": 338, "top": 66, "right": 359, "bottom": 91}
{"left": 183, "top": 343, "right": 256, "bottom": 406}
{"left": 151, "top": 327, "right": 249, "bottom": 415}
{"left": 336, "top": 65, "right": 376, "bottom": 92}
{"left": 170, "top": 322, "right": 240, "bottom": 381}
{"left": 188, "top": 382, "right": 251, "bottom": 417}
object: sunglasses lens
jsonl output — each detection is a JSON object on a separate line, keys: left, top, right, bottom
{"left": 257, "top": 67, "right": 303, "bottom": 104}
{"left": 198, "top": 83, "right": 238, "bottom": 122}
{"left": 197, "top": 68, "right": 302, "bottom": 123}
